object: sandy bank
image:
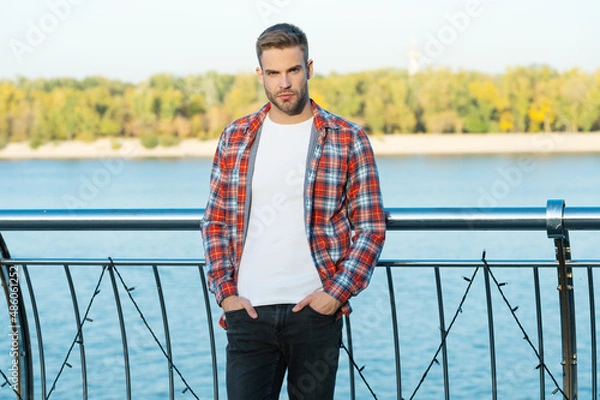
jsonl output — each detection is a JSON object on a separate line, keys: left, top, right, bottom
{"left": 1, "top": 133, "right": 600, "bottom": 160}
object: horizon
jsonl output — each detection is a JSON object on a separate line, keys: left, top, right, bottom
{"left": 3, "top": 63, "right": 599, "bottom": 85}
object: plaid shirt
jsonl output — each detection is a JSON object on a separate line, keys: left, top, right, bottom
{"left": 201, "top": 100, "right": 386, "bottom": 327}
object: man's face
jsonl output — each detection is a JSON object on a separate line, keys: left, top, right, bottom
{"left": 256, "top": 46, "right": 313, "bottom": 120}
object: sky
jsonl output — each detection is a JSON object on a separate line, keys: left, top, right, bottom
{"left": 1, "top": 0, "right": 599, "bottom": 83}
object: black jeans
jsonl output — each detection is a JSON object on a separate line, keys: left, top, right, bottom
{"left": 225, "top": 304, "right": 342, "bottom": 400}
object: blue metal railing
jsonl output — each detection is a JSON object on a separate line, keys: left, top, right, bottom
{"left": 1, "top": 200, "right": 599, "bottom": 399}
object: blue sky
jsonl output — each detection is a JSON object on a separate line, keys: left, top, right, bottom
{"left": 1, "top": 0, "right": 599, "bottom": 82}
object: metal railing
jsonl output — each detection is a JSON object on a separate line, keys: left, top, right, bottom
{"left": 1, "top": 199, "right": 599, "bottom": 399}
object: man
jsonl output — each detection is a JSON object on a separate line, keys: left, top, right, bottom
{"left": 201, "top": 23, "right": 386, "bottom": 399}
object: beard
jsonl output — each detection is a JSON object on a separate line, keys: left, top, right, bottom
{"left": 264, "top": 84, "right": 310, "bottom": 116}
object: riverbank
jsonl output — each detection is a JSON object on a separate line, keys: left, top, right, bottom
{"left": 1, "top": 132, "right": 600, "bottom": 159}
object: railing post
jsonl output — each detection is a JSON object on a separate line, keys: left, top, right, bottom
{"left": 1, "top": 233, "right": 34, "bottom": 400}
{"left": 547, "top": 199, "right": 577, "bottom": 399}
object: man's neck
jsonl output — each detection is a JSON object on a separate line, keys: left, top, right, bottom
{"left": 268, "top": 101, "right": 313, "bottom": 125}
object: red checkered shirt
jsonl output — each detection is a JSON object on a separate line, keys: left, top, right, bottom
{"left": 201, "top": 100, "right": 386, "bottom": 328}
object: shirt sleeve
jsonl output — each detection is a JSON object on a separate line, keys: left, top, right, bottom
{"left": 201, "top": 133, "right": 238, "bottom": 306}
{"left": 322, "top": 128, "right": 387, "bottom": 305}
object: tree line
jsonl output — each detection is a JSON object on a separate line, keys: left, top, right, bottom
{"left": 1, "top": 66, "right": 599, "bottom": 149}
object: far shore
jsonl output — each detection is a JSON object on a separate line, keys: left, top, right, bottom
{"left": 1, "top": 132, "right": 600, "bottom": 160}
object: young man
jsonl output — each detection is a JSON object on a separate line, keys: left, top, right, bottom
{"left": 201, "top": 23, "right": 386, "bottom": 399}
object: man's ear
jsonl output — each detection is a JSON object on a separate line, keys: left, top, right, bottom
{"left": 306, "top": 59, "right": 314, "bottom": 80}
{"left": 256, "top": 67, "right": 264, "bottom": 85}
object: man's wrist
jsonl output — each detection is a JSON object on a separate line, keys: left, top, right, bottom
{"left": 323, "top": 283, "right": 350, "bottom": 306}
{"left": 221, "top": 295, "right": 238, "bottom": 310}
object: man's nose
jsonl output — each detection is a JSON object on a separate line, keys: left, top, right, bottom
{"left": 279, "top": 74, "right": 291, "bottom": 89}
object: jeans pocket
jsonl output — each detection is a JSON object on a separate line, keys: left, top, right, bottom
{"left": 224, "top": 308, "right": 249, "bottom": 322}
{"left": 306, "top": 305, "right": 335, "bottom": 318}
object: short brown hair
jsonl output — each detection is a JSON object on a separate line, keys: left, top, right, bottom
{"left": 256, "top": 23, "right": 308, "bottom": 65}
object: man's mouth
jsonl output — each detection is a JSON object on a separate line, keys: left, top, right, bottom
{"left": 279, "top": 92, "right": 294, "bottom": 100}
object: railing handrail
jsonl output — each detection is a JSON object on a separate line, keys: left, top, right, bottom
{"left": 3, "top": 258, "right": 600, "bottom": 268}
{"left": 1, "top": 204, "right": 600, "bottom": 232}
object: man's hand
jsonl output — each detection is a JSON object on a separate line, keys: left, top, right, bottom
{"left": 292, "top": 291, "right": 341, "bottom": 316}
{"left": 221, "top": 295, "right": 258, "bottom": 319}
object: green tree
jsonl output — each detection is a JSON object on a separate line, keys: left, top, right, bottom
{"left": 414, "top": 68, "right": 461, "bottom": 133}
{"left": 556, "top": 68, "right": 593, "bottom": 132}
{"left": 370, "top": 70, "right": 416, "bottom": 134}
{"left": 363, "top": 80, "right": 385, "bottom": 134}
{"left": 502, "top": 66, "right": 534, "bottom": 132}
{"left": 224, "top": 74, "right": 262, "bottom": 121}
{"left": 583, "top": 70, "right": 600, "bottom": 131}
{"left": 311, "top": 72, "right": 363, "bottom": 121}
{"left": 466, "top": 77, "right": 507, "bottom": 133}
{"left": 528, "top": 76, "right": 558, "bottom": 132}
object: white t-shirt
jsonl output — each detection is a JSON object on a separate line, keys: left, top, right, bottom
{"left": 237, "top": 115, "right": 323, "bottom": 306}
